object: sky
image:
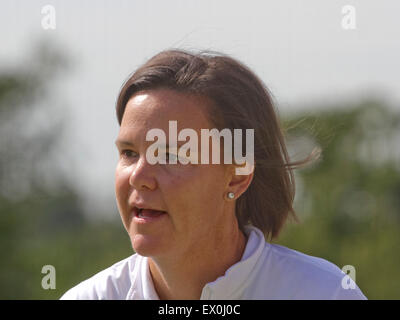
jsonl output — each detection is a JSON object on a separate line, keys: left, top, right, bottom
{"left": 1, "top": 0, "right": 399, "bottom": 218}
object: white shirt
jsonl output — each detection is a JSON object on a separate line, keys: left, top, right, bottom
{"left": 60, "top": 225, "right": 367, "bottom": 300}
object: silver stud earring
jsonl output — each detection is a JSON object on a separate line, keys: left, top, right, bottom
{"left": 227, "top": 192, "right": 235, "bottom": 200}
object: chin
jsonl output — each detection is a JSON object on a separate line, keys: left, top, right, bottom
{"left": 130, "top": 233, "right": 166, "bottom": 257}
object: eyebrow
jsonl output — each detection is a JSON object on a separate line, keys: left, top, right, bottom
{"left": 115, "top": 140, "right": 135, "bottom": 148}
{"left": 115, "top": 139, "right": 186, "bottom": 150}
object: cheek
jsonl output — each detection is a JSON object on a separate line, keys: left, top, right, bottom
{"left": 115, "top": 166, "right": 126, "bottom": 196}
{"left": 163, "top": 166, "right": 226, "bottom": 224}
{"left": 115, "top": 165, "right": 131, "bottom": 221}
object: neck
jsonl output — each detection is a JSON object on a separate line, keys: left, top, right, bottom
{"left": 148, "top": 221, "right": 247, "bottom": 300}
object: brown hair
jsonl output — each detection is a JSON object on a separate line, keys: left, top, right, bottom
{"left": 116, "top": 49, "right": 317, "bottom": 240}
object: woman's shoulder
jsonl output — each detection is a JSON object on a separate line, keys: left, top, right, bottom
{"left": 59, "top": 253, "right": 139, "bottom": 300}
{"left": 267, "top": 243, "right": 345, "bottom": 277}
{"left": 253, "top": 241, "right": 367, "bottom": 299}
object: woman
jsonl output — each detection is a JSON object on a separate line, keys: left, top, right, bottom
{"left": 61, "top": 49, "right": 366, "bottom": 300}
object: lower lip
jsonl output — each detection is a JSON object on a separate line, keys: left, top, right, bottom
{"left": 132, "top": 210, "right": 168, "bottom": 224}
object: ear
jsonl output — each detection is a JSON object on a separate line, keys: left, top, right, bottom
{"left": 226, "top": 164, "right": 254, "bottom": 199}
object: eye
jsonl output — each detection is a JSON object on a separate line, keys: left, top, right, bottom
{"left": 165, "top": 152, "right": 178, "bottom": 162}
{"left": 120, "top": 149, "right": 138, "bottom": 159}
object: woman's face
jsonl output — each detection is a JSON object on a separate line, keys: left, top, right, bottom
{"left": 115, "top": 89, "right": 234, "bottom": 258}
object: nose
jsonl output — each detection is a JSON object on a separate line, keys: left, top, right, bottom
{"left": 128, "top": 156, "right": 157, "bottom": 191}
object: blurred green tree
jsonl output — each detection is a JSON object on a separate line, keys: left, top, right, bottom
{"left": 0, "top": 42, "right": 131, "bottom": 299}
{"left": 277, "top": 100, "right": 400, "bottom": 299}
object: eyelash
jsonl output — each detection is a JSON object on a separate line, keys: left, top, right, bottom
{"left": 119, "top": 150, "right": 183, "bottom": 164}
{"left": 121, "top": 150, "right": 138, "bottom": 158}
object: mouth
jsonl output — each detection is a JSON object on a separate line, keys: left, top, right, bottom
{"left": 132, "top": 206, "right": 168, "bottom": 222}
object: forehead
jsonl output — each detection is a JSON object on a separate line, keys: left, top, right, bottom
{"left": 119, "top": 89, "right": 214, "bottom": 135}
